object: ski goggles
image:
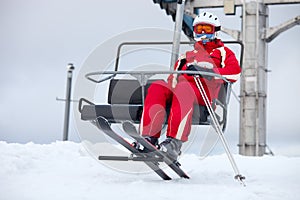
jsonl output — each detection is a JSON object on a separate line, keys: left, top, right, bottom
{"left": 193, "top": 24, "right": 215, "bottom": 34}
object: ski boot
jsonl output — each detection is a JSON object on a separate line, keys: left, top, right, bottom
{"left": 159, "top": 137, "right": 182, "bottom": 161}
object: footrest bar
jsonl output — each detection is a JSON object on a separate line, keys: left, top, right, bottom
{"left": 98, "top": 155, "right": 164, "bottom": 162}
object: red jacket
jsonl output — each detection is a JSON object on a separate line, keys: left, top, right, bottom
{"left": 168, "top": 39, "right": 241, "bottom": 100}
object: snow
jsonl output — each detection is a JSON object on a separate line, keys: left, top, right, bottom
{"left": 0, "top": 141, "right": 299, "bottom": 200}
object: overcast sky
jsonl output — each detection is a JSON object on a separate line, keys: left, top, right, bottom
{"left": 0, "top": 0, "right": 299, "bottom": 150}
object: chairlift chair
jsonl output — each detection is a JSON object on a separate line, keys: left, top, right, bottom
{"left": 78, "top": 41, "right": 243, "bottom": 135}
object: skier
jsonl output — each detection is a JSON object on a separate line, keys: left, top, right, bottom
{"left": 139, "top": 12, "right": 241, "bottom": 160}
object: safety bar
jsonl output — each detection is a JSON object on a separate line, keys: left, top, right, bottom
{"left": 85, "top": 70, "right": 231, "bottom": 84}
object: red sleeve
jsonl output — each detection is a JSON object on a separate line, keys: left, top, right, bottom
{"left": 211, "top": 47, "right": 241, "bottom": 83}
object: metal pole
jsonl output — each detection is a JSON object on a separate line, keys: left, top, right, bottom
{"left": 170, "top": 0, "right": 185, "bottom": 69}
{"left": 239, "top": 2, "right": 268, "bottom": 156}
{"left": 63, "top": 63, "right": 75, "bottom": 141}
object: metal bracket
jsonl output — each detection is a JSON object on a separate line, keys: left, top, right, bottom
{"left": 264, "top": 15, "right": 300, "bottom": 42}
{"left": 221, "top": 27, "right": 241, "bottom": 41}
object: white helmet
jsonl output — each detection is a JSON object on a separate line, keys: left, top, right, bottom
{"left": 193, "top": 12, "right": 221, "bottom": 42}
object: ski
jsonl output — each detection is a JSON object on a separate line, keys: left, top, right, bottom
{"left": 122, "top": 121, "right": 190, "bottom": 179}
{"left": 95, "top": 116, "right": 171, "bottom": 180}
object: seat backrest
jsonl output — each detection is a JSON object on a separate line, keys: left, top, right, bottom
{"left": 108, "top": 79, "right": 160, "bottom": 105}
{"left": 106, "top": 78, "right": 229, "bottom": 129}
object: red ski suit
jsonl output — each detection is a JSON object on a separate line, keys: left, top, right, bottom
{"left": 140, "top": 39, "right": 241, "bottom": 142}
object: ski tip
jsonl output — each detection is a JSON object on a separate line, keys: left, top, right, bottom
{"left": 122, "top": 120, "right": 135, "bottom": 127}
{"left": 96, "top": 116, "right": 111, "bottom": 128}
{"left": 122, "top": 120, "right": 132, "bottom": 126}
{"left": 122, "top": 120, "right": 139, "bottom": 135}
{"left": 97, "top": 116, "right": 109, "bottom": 123}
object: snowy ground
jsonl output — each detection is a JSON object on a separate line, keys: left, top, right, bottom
{"left": 0, "top": 141, "right": 299, "bottom": 200}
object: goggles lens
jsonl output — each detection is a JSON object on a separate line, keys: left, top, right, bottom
{"left": 194, "top": 24, "right": 214, "bottom": 34}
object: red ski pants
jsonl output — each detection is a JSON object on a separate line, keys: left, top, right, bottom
{"left": 140, "top": 80, "right": 210, "bottom": 142}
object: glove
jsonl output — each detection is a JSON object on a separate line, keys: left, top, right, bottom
{"left": 186, "top": 65, "right": 214, "bottom": 80}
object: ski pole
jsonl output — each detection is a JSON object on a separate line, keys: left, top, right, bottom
{"left": 193, "top": 75, "right": 246, "bottom": 186}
